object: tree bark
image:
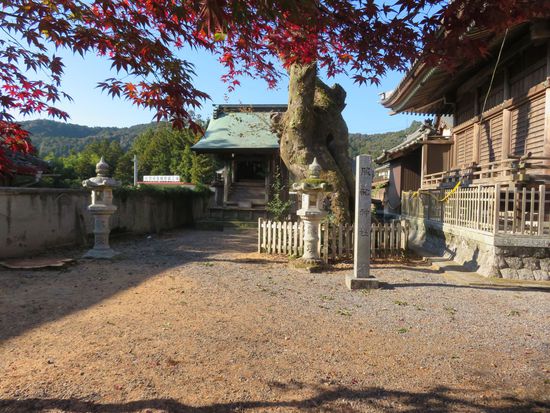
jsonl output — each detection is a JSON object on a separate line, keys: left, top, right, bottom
{"left": 273, "top": 63, "right": 354, "bottom": 223}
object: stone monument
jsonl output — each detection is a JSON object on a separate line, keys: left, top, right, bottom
{"left": 345, "top": 155, "right": 380, "bottom": 289}
{"left": 82, "top": 157, "right": 120, "bottom": 259}
{"left": 292, "top": 158, "right": 331, "bottom": 272}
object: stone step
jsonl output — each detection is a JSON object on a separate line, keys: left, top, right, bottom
{"left": 207, "top": 206, "right": 267, "bottom": 222}
{"left": 229, "top": 187, "right": 266, "bottom": 195}
{"left": 195, "top": 219, "right": 258, "bottom": 231}
{"left": 226, "top": 199, "right": 266, "bottom": 207}
{"left": 231, "top": 180, "right": 265, "bottom": 187}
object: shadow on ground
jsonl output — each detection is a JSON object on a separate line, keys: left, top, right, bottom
{"left": 0, "top": 230, "right": 256, "bottom": 343}
{"left": 386, "top": 282, "right": 550, "bottom": 293}
{"left": 1, "top": 384, "right": 548, "bottom": 412}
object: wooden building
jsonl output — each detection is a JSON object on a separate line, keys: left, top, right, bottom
{"left": 192, "top": 104, "right": 287, "bottom": 221}
{"left": 380, "top": 20, "right": 550, "bottom": 280}
{"left": 375, "top": 120, "right": 452, "bottom": 215}
{"left": 381, "top": 21, "right": 550, "bottom": 190}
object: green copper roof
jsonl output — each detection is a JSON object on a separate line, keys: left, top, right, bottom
{"left": 192, "top": 104, "right": 286, "bottom": 153}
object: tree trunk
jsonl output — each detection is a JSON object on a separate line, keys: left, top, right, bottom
{"left": 273, "top": 63, "right": 354, "bottom": 223}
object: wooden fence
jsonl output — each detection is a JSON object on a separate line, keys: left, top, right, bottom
{"left": 402, "top": 185, "right": 498, "bottom": 232}
{"left": 402, "top": 184, "right": 550, "bottom": 236}
{"left": 257, "top": 218, "right": 409, "bottom": 263}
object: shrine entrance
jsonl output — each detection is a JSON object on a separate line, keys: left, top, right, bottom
{"left": 191, "top": 103, "right": 288, "bottom": 221}
{"left": 235, "top": 160, "right": 266, "bottom": 182}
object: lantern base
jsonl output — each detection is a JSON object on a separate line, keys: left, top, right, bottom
{"left": 292, "top": 257, "right": 326, "bottom": 273}
{"left": 83, "top": 248, "right": 119, "bottom": 259}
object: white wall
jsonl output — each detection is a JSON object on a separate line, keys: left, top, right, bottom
{"left": 0, "top": 187, "right": 206, "bottom": 259}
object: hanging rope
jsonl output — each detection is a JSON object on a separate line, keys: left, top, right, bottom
{"left": 479, "top": 28, "right": 509, "bottom": 124}
{"left": 408, "top": 180, "right": 462, "bottom": 203}
{"left": 437, "top": 180, "right": 462, "bottom": 202}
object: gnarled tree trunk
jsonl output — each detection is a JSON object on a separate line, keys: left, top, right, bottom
{"left": 273, "top": 63, "right": 354, "bottom": 223}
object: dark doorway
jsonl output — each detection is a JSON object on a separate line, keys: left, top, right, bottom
{"left": 235, "top": 160, "right": 266, "bottom": 181}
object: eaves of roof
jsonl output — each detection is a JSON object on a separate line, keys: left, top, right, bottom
{"left": 380, "top": 22, "right": 531, "bottom": 116}
{"left": 192, "top": 107, "right": 284, "bottom": 153}
{"left": 375, "top": 123, "right": 438, "bottom": 164}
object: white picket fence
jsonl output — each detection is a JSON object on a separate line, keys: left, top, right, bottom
{"left": 257, "top": 218, "right": 409, "bottom": 263}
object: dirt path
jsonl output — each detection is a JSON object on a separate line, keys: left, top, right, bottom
{"left": 0, "top": 229, "right": 549, "bottom": 412}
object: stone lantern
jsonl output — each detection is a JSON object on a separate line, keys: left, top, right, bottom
{"left": 292, "top": 158, "right": 331, "bottom": 271}
{"left": 82, "top": 157, "right": 120, "bottom": 258}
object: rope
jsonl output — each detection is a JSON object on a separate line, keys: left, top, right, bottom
{"left": 438, "top": 180, "right": 461, "bottom": 203}
{"left": 479, "top": 27, "right": 509, "bottom": 124}
{"left": 408, "top": 180, "right": 462, "bottom": 203}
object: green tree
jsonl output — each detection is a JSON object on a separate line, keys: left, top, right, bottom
{"left": 40, "top": 120, "right": 216, "bottom": 187}
{"left": 132, "top": 124, "right": 186, "bottom": 176}
{"left": 131, "top": 123, "right": 215, "bottom": 185}
{"left": 114, "top": 151, "right": 135, "bottom": 185}
{"left": 177, "top": 144, "right": 193, "bottom": 182}
{"left": 266, "top": 167, "right": 292, "bottom": 221}
{"left": 190, "top": 152, "right": 215, "bottom": 185}
{"left": 42, "top": 139, "right": 128, "bottom": 187}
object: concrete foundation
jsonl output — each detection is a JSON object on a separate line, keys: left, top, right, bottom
{"left": 406, "top": 216, "right": 550, "bottom": 281}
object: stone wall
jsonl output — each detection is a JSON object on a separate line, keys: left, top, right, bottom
{"left": 407, "top": 216, "right": 550, "bottom": 281}
{"left": 494, "top": 247, "right": 550, "bottom": 281}
{"left": 0, "top": 187, "right": 207, "bottom": 259}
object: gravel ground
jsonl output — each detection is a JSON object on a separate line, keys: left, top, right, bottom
{"left": 0, "top": 229, "right": 549, "bottom": 413}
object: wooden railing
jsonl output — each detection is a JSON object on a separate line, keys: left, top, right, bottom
{"left": 258, "top": 218, "right": 409, "bottom": 262}
{"left": 402, "top": 184, "right": 550, "bottom": 236}
{"left": 497, "top": 186, "right": 549, "bottom": 235}
{"left": 422, "top": 156, "right": 550, "bottom": 189}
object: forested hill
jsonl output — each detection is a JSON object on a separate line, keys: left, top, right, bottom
{"left": 24, "top": 118, "right": 424, "bottom": 158}
{"left": 349, "top": 120, "right": 422, "bottom": 159}
{"left": 22, "top": 119, "right": 156, "bottom": 156}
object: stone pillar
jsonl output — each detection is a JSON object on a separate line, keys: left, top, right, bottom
{"left": 346, "top": 155, "right": 380, "bottom": 289}
{"left": 82, "top": 157, "right": 120, "bottom": 259}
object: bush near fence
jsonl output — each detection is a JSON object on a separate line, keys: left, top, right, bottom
{"left": 258, "top": 218, "right": 409, "bottom": 263}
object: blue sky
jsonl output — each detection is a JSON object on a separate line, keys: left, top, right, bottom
{"left": 15, "top": 47, "right": 424, "bottom": 134}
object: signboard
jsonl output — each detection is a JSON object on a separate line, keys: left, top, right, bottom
{"left": 143, "top": 175, "right": 180, "bottom": 183}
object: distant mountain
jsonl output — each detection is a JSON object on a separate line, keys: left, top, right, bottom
{"left": 21, "top": 119, "right": 156, "bottom": 156}
{"left": 23, "top": 118, "right": 423, "bottom": 159}
{"left": 349, "top": 120, "right": 422, "bottom": 160}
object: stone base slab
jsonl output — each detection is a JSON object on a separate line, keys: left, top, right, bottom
{"left": 345, "top": 275, "right": 380, "bottom": 290}
{"left": 83, "top": 248, "right": 119, "bottom": 259}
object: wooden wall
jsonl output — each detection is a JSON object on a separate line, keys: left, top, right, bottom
{"left": 454, "top": 126, "right": 475, "bottom": 167}
{"left": 451, "top": 40, "right": 549, "bottom": 169}
{"left": 510, "top": 94, "right": 546, "bottom": 156}
{"left": 479, "top": 113, "right": 503, "bottom": 163}
{"left": 401, "top": 148, "right": 422, "bottom": 191}
{"left": 427, "top": 144, "right": 451, "bottom": 175}
{"left": 385, "top": 162, "right": 402, "bottom": 214}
